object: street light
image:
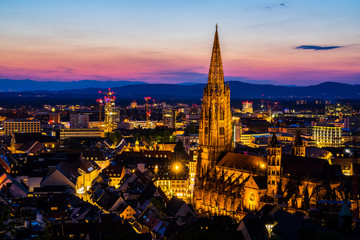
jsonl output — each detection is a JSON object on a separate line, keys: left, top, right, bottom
{"left": 171, "top": 162, "right": 183, "bottom": 175}
{"left": 173, "top": 163, "right": 181, "bottom": 172}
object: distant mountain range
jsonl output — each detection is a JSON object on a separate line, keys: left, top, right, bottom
{"left": 62, "top": 81, "right": 360, "bottom": 99}
{"left": 0, "top": 79, "right": 359, "bottom": 100}
{"left": 0, "top": 79, "right": 146, "bottom": 92}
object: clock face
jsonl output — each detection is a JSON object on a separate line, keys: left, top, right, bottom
{"left": 249, "top": 192, "right": 255, "bottom": 201}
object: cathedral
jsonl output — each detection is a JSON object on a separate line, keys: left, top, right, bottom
{"left": 194, "top": 26, "right": 346, "bottom": 221}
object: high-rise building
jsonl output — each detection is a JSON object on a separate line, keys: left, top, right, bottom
{"left": 99, "top": 89, "right": 117, "bottom": 133}
{"left": 197, "top": 25, "right": 232, "bottom": 178}
{"left": 162, "top": 109, "right": 176, "bottom": 128}
{"left": 233, "top": 120, "right": 242, "bottom": 142}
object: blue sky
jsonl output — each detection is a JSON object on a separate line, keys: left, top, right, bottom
{"left": 0, "top": 0, "right": 359, "bottom": 85}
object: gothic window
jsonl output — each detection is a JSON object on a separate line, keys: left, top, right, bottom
{"left": 220, "top": 109, "right": 224, "bottom": 120}
{"left": 205, "top": 127, "right": 208, "bottom": 134}
{"left": 220, "top": 127, "right": 224, "bottom": 135}
{"left": 276, "top": 159, "right": 279, "bottom": 165}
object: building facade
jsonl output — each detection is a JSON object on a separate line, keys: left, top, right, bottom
{"left": 59, "top": 128, "right": 105, "bottom": 139}
{"left": 162, "top": 108, "right": 176, "bottom": 129}
{"left": 4, "top": 119, "right": 41, "bottom": 135}
{"left": 70, "top": 114, "right": 89, "bottom": 128}
{"left": 242, "top": 101, "right": 253, "bottom": 114}
{"left": 312, "top": 125, "right": 342, "bottom": 148}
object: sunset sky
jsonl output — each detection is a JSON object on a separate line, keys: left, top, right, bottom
{"left": 0, "top": 0, "right": 359, "bottom": 86}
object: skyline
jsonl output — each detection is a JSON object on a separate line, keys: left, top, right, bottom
{"left": 0, "top": 0, "right": 359, "bottom": 86}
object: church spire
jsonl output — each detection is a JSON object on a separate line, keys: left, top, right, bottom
{"left": 292, "top": 127, "right": 306, "bottom": 157}
{"left": 294, "top": 128, "right": 303, "bottom": 147}
{"left": 208, "top": 24, "right": 224, "bottom": 91}
{"left": 197, "top": 25, "right": 232, "bottom": 178}
{"left": 270, "top": 132, "right": 279, "bottom": 148}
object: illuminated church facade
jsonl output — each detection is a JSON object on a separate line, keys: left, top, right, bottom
{"left": 194, "top": 26, "right": 345, "bottom": 221}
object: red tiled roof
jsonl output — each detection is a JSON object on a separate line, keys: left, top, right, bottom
{"left": 216, "top": 152, "right": 265, "bottom": 171}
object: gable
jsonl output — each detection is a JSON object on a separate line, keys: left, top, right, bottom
{"left": 41, "top": 169, "right": 76, "bottom": 189}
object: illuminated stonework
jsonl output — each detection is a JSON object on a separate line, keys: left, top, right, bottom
{"left": 193, "top": 26, "right": 345, "bottom": 221}
{"left": 267, "top": 133, "right": 281, "bottom": 197}
{"left": 197, "top": 25, "right": 232, "bottom": 178}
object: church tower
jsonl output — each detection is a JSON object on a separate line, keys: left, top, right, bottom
{"left": 197, "top": 25, "right": 232, "bottom": 178}
{"left": 292, "top": 128, "right": 305, "bottom": 157}
{"left": 267, "top": 133, "right": 282, "bottom": 197}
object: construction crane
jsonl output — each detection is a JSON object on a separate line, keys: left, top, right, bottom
{"left": 145, "top": 97, "right": 151, "bottom": 128}
{"left": 96, "top": 98, "right": 103, "bottom": 127}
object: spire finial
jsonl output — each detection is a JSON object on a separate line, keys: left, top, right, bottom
{"left": 270, "top": 132, "right": 279, "bottom": 147}
{"left": 207, "top": 24, "right": 224, "bottom": 89}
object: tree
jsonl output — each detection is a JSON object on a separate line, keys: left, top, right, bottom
{"left": 174, "top": 140, "right": 186, "bottom": 155}
{"left": 173, "top": 140, "right": 189, "bottom": 162}
{"left": 108, "top": 131, "right": 123, "bottom": 146}
{"left": 184, "top": 122, "right": 198, "bottom": 135}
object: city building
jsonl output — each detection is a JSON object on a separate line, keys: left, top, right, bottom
{"left": 162, "top": 108, "right": 177, "bottom": 128}
{"left": 59, "top": 128, "right": 105, "bottom": 139}
{"left": 185, "top": 114, "right": 200, "bottom": 126}
{"left": 70, "top": 114, "right": 89, "bottom": 128}
{"left": 49, "top": 112, "right": 61, "bottom": 124}
{"left": 344, "top": 115, "right": 360, "bottom": 131}
{"left": 10, "top": 132, "right": 58, "bottom": 154}
{"left": 233, "top": 120, "right": 242, "bottom": 142}
{"left": 153, "top": 161, "right": 190, "bottom": 202}
{"left": 81, "top": 149, "right": 113, "bottom": 170}
{"left": 4, "top": 119, "right": 41, "bottom": 135}
{"left": 325, "top": 103, "right": 353, "bottom": 116}
{"left": 312, "top": 124, "right": 342, "bottom": 148}
{"left": 119, "top": 120, "right": 159, "bottom": 129}
{"left": 35, "top": 112, "right": 61, "bottom": 124}
{"left": 242, "top": 101, "right": 253, "bottom": 114}
{"left": 176, "top": 134, "right": 199, "bottom": 154}
{"left": 100, "top": 89, "right": 117, "bottom": 133}
{"left": 103, "top": 164, "right": 126, "bottom": 189}
{"left": 130, "top": 100, "right": 137, "bottom": 109}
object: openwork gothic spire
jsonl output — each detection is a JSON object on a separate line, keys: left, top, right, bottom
{"left": 196, "top": 25, "right": 232, "bottom": 178}
{"left": 208, "top": 24, "right": 225, "bottom": 93}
